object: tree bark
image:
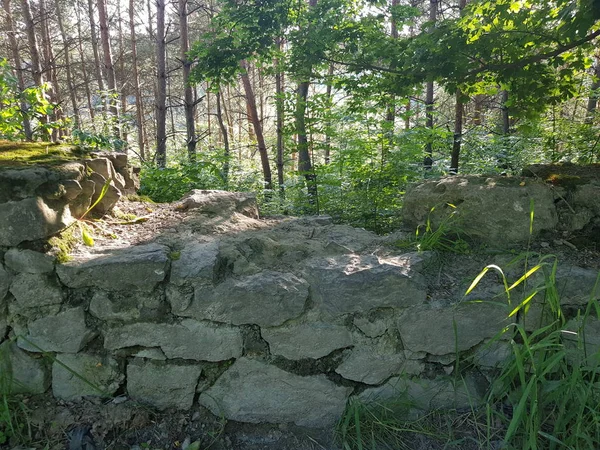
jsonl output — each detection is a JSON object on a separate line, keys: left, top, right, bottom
{"left": 383, "top": 0, "right": 399, "bottom": 161}
{"left": 216, "top": 91, "right": 230, "bottom": 184}
{"left": 87, "top": 0, "right": 105, "bottom": 92}
{"left": 585, "top": 58, "right": 600, "bottom": 124}
{"left": 129, "top": 0, "right": 146, "bottom": 159}
{"left": 75, "top": 0, "right": 95, "bottom": 126}
{"left": 116, "top": 0, "right": 128, "bottom": 143}
{"left": 275, "top": 38, "right": 285, "bottom": 197}
{"left": 56, "top": 0, "right": 81, "bottom": 130}
{"left": 423, "top": 0, "right": 437, "bottom": 170}
{"left": 179, "top": 0, "right": 197, "bottom": 162}
{"left": 239, "top": 60, "right": 272, "bottom": 191}
{"left": 3, "top": 0, "right": 33, "bottom": 139}
{"left": 324, "top": 63, "right": 333, "bottom": 165}
{"left": 98, "top": 0, "right": 119, "bottom": 129}
{"left": 449, "top": 0, "right": 467, "bottom": 174}
{"left": 155, "top": 0, "right": 167, "bottom": 167}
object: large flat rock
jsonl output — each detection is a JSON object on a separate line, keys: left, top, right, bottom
{"left": 306, "top": 255, "right": 426, "bottom": 317}
{"left": 104, "top": 320, "right": 243, "bottom": 361}
{"left": 199, "top": 358, "right": 351, "bottom": 427}
{"left": 56, "top": 243, "right": 169, "bottom": 292}
{"left": 175, "top": 271, "right": 309, "bottom": 327}
{"left": 0, "top": 341, "right": 50, "bottom": 394}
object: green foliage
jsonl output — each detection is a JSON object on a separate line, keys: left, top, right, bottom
{"left": 71, "top": 129, "right": 125, "bottom": 152}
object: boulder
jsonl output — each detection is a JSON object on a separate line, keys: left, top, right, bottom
{"left": 4, "top": 249, "right": 55, "bottom": 274}
{"left": 199, "top": 358, "right": 351, "bottom": 427}
{"left": 262, "top": 323, "right": 353, "bottom": 360}
{"left": 9, "top": 273, "right": 63, "bottom": 311}
{"left": 104, "top": 319, "right": 243, "bottom": 361}
{"left": 0, "top": 197, "right": 73, "bottom": 246}
{"left": 127, "top": 359, "right": 202, "bottom": 410}
{"left": 52, "top": 353, "right": 123, "bottom": 401}
{"left": 175, "top": 190, "right": 259, "bottom": 219}
{"left": 0, "top": 341, "right": 50, "bottom": 394}
{"left": 397, "top": 303, "right": 509, "bottom": 356}
{"left": 88, "top": 172, "right": 121, "bottom": 214}
{"left": 69, "top": 179, "right": 95, "bottom": 218}
{"left": 402, "top": 176, "right": 558, "bottom": 246}
{"left": 177, "top": 271, "right": 309, "bottom": 327}
{"left": 18, "top": 307, "right": 96, "bottom": 353}
{"left": 85, "top": 158, "right": 126, "bottom": 190}
{"left": 56, "top": 243, "right": 169, "bottom": 292}
{"left": 306, "top": 255, "right": 426, "bottom": 318}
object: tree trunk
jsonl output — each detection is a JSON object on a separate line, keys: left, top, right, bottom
{"left": 98, "top": 0, "right": 119, "bottom": 130}
{"left": 179, "top": 0, "right": 197, "bottom": 162}
{"left": 39, "top": 0, "right": 62, "bottom": 139}
{"left": 585, "top": 59, "right": 600, "bottom": 124}
{"left": 239, "top": 60, "right": 272, "bottom": 191}
{"left": 216, "top": 91, "right": 230, "bottom": 184}
{"left": 449, "top": 0, "right": 467, "bottom": 174}
{"left": 275, "top": 38, "right": 285, "bottom": 197}
{"left": 3, "top": 0, "right": 32, "bottom": 139}
{"left": 155, "top": 0, "right": 167, "bottom": 167}
{"left": 87, "top": 0, "right": 105, "bottom": 92}
{"left": 75, "top": 0, "right": 95, "bottom": 127}
{"left": 383, "top": 0, "right": 399, "bottom": 161}
{"left": 129, "top": 0, "right": 146, "bottom": 159}
{"left": 56, "top": 0, "right": 80, "bottom": 130}
{"left": 501, "top": 90, "right": 510, "bottom": 135}
{"left": 423, "top": 0, "right": 437, "bottom": 170}
{"left": 324, "top": 63, "right": 333, "bottom": 165}
{"left": 116, "top": 0, "right": 128, "bottom": 143}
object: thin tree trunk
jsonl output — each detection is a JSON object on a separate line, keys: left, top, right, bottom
{"left": 129, "top": 0, "right": 146, "bottom": 159}
{"left": 98, "top": 0, "right": 119, "bottom": 130}
{"left": 449, "top": 0, "right": 467, "bottom": 174}
{"left": 324, "top": 63, "right": 333, "bottom": 164}
{"left": 473, "top": 94, "right": 483, "bottom": 125}
{"left": 501, "top": 90, "right": 510, "bottom": 135}
{"left": 117, "top": 0, "right": 128, "bottom": 143}
{"left": 155, "top": 0, "right": 167, "bottom": 167}
{"left": 275, "top": 37, "right": 285, "bottom": 197}
{"left": 75, "top": 0, "right": 95, "bottom": 127}
{"left": 87, "top": 0, "right": 105, "bottom": 92}
{"left": 216, "top": 91, "right": 230, "bottom": 185}
{"left": 3, "top": 0, "right": 32, "bottom": 139}
{"left": 423, "top": 0, "right": 437, "bottom": 170}
{"left": 56, "top": 0, "right": 80, "bottom": 129}
{"left": 383, "top": 0, "right": 399, "bottom": 161}
{"left": 585, "top": 59, "right": 600, "bottom": 124}
{"left": 179, "top": 0, "right": 196, "bottom": 161}
{"left": 39, "top": 0, "right": 62, "bottom": 140}
{"left": 240, "top": 59, "right": 272, "bottom": 191}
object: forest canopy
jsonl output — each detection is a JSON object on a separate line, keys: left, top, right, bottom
{"left": 1, "top": 0, "right": 599, "bottom": 231}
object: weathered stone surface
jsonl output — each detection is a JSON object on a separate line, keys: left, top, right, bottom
{"left": 307, "top": 255, "right": 426, "bottom": 318}
{"left": 336, "top": 346, "right": 423, "bottom": 385}
{"left": 0, "top": 166, "right": 58, "bottom": 202}
{"left": 169, "top": 240, "right": 219, "bottom": 287}
{"left": 127, "top": 359, "right": 202, "bottom": 410}
{"left": 89, "top": 290, "right": 163, "bottom": 322}
{"left": 262, "top": 323, "right": 352, "bottom": 360}
{"left": 90, "top": 151, "right": 128, "bottom": 170}
{"left": 4, "top": 249, "right": 55, "bottom": 274}
{"left": 69, "top": 179, "right": 95, "bottom": 218}
{"left": 397, "top": 303, "right": 509, "bottom": 356}
{"left": 353, "top": 310, "right": 394, "bottom": 338}
{"left": 402, "top": 176, "right": 558, "bottom": 246}
{"left": 52, "top": 353, "right": 123, "bottom": 401}
{"left": 0, "top": 264, "right": 11, "bottom": 301}
{"left": 88, "top": 172, "right": 121, "bottom": 214}
{"left": 199, "top": 358, "right": 351, "bottom": 427}
{"left": 86, "top": 158, "right": 125, "bottom": 190}
{"left": 18, "top": 307, "right": 96, "bottom": 353}
{"left": 473, "top": 340, "right": 512, "bottom": 368}
{"left": 358, "top": 374, "right": 485, "bottom": 411}
{"left": 56, "top": 243, "right": 169, "bottom": 292}
{"left": 0, "top": 197, "right": 73, "bottom": 246}
{"left": 175, "top": 190, "right": 259, "bottom": 219}
{"left": 0, "top": 341, "right": 50, "bottom": 394}
{"left": 553, "top": 265, "right": 600, "bottom": 305}
{"left": 180, "top": 271, "right": 309, "bottom": 327}
{"left": 104, "top": 319, "right": 242, "bottom": 361}
{"left": 9, "top": 273, "right": 63, "bottom": 309}
{"left": 564, "top": 315, "right": 600, "bottom": 365}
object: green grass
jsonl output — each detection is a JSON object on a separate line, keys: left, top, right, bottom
{"left": 0, "top": 140, "right": 87, "bottom": 167}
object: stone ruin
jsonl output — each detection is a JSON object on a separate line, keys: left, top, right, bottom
{"left": 0, "top": 162, "right": 599, "bottom": 430}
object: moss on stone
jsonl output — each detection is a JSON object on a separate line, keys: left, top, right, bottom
{"left": 0, "top": 140, "right": 87, "bottom": 167}
{"left": 48, "top": 226, "right": 78, "bottom": 263}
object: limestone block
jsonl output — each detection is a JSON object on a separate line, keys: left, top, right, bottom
{"left": 4, "top": 249, "right": 55, "bottom": 274}
{"left": 9, "top": 273, "right": 64, "bottom": 309}
{"left": 397, "top": 303, "right": 509, "bottom": 356}
{"left": 0, "top": 197, "right": 73, "bottom": 246}
{"left": 262, "top": 323, "right": 352, "bottom": 360}
{"left": 86, "top": 158, "right": 126, "bottom": 190}
{"left": 199, "top": 358, "right": 352, "bottom": 427}
{"left": 402, "top": 176, "right": 558, "bottom": 246}
{"left": 179, "top": 271, "right": 309, "bottom": 327}
{"left": 88, "top": 172, "right": 121, "bottom": 214}
{"left": 175, "top": 190, "right": 259, "bottom": 219}
{"left": 127, "top": 359, "right": 202, "bottom": 410}
{"left": 56, "top": 243, "right": 169, "bottom": 292}
{"left": 89, "top": 289, "right": 163, "bottom": 322}
{"left": 52, "top": 353, "right": 123, "bottom": 401}
{"left": 335, "top": 345, "right": 423, "bottom": 385}
{"left": 69, "top": 179, "right": 95, "bottom": 218}
{"left": 0, "top": 341, "right": 50, "bottom": 394}
{"left": 306, "top": 254, "right": 426, "bottom": 318}
{"left": 169, "top": 240, "right": 219, "bottom": 287}
{"left": 104, "top": 319, "right": 243, "bottom": 361}
{"left": 18, "top": 307, "right": 96, "bottom": 353}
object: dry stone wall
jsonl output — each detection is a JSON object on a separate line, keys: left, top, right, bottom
{"left": 1, "top": 189, "right": 599, "bottom": 430}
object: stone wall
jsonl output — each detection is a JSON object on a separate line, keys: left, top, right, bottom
{"left": 0, "top": 151, "right": 138, "bottom": 247}
{"left": 1, "top": 191, "right": 599, "bottom": 429}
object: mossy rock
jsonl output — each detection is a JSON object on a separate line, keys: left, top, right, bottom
{"left": 0, "top": 140, "right": 88, "bottom": 168}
